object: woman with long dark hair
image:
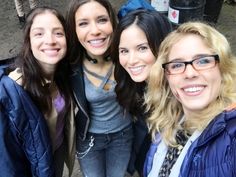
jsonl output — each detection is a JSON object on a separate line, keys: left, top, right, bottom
{"left": 8, "top": 7, "right": 75, "bottom": 177}
{"left": 111, "top": 9, "right": 172, "bottom": 176}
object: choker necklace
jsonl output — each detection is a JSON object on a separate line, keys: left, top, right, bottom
{"left": 85, "top": 53, "right": 111, "bottom": 64}
{"left": 85, "top": 53, "right": 98, "bottom": 64}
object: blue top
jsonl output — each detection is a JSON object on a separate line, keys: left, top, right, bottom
{"left": 144, "top": 109, "right": 236, "bottom": 177}
{"left": 83, "top": 65, "right": 132, "bottom": 134}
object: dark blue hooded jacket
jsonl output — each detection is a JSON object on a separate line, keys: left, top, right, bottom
{"left": 0, "top": 69, "right": 54, "bottom": 177}
{"left": 144, "top": 109, "right": 236, "bottom": 177}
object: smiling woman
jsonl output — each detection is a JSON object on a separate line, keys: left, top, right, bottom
{"left": 6, "top": 7, "right": 75, "bottom": 177}
{"left": 65, "top": 0, "right": 133, "bottom": 177}
{"left": 144, "top": 21, "right": 236, "bottom": 177}
{"left": 111, "top": 9, "right": 172, "bottom": 176}
{"left": 29, "top": 12, "right": 67, "bottom": 70}
{"left": 118, "top": 24, "right": 156, "bottom": 82}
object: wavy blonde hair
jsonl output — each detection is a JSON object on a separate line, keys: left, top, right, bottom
{"left": 145, "top": 22, "right": 236, "bottom": 146}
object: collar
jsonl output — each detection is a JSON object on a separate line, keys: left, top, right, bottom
{"left": 196, "top": 109, "right": 236, "bottom": 147}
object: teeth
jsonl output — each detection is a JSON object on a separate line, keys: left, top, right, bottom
{"left": 130, "top": 66, "right": 143, "bottom": 72}
{"left": 89, "top": 39, "right": 103, "bottom": 44}
{"left": 43, "top": 49, "right": 58, "bottom": 55}
{"left": 184, "top": 87, "right": 203, "bottom": 92}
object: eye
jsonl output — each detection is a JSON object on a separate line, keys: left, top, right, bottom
{"left": 169, "top": 62, "right": 184, "bottom": 69}
{"left": 138, "top": 46, "right": 148, "bottom": 52}
{"left": 119, "top": 48, "right": 128, "bottom": 55}
{"left": 35, "top": 33, "right": 42, "bottom": 36}
{"left": 197, "top": 57, "right": 212, "bottom": 65}
{"left": 97, "top": 17, "right": 109, "bottom": 24}
{"left": 193, "top": 56, "right": 216, "bottom": 68}
{"left": 55, "top": 31, "right": 65, "bottom": 37}
{"left": 32, "top": 32, "right": 43, "bottom": 37}
{"left": 78, "top": 21, "right": 88, "bottom": 27}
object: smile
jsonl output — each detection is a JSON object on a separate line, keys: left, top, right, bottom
{"left": 183, "top": 86, "right": 205, "bottom": 93}
{"left": 42, "top": 49, "right": 60, "bottom": 56}
{"left": 88, "top": 38, "right": 106, "bottom": 47}
{"left": 129, "top": 66, "right": 145, "bottom": 75}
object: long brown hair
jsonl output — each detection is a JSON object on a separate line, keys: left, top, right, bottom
{"left": 16, "top": 7, "right": 71, "bottom": 114}
{"left": 65, "top": 0, "right": 117, "bottom": 65}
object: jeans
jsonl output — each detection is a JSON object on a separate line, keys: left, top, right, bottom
{"left": 77, "top": 125, "right": 133, "bottom": 177}
{"left": 54, "top": 141, "right": 65, "bottom": 177}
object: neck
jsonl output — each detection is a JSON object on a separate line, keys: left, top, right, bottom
{"left": 41, "top": 64, "right": 56, "bottom": 80}
{"left": 44, "top": 71, "right": 55, "bottom": 82}
{"left": 85, "top": 53, "right": 110, "bottom": 64}
{"left": 85, "top": 53, "right": 98, "bottom": 64}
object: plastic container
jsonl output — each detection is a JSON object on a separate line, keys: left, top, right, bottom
{"left": 151, "top": 0, "right": 169, "bottom": 15}
{"left": 168, "top": 0, "right": 205, "bottom": 26}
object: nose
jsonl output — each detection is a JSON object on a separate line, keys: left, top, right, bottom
{"left": 127, "top": 51, "right": 138, "bottom": 65}
{"left": 45, "top": 33, "right": 56, "bottom": 45}
{"left": 90, "top": 22, "right": 100, "bottom": 35}
{"left": 184, "top": 64, "right": 199, "bottom": 78}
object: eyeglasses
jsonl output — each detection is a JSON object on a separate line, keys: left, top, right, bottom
{"left": 162, "top": 55, "right": 219, "bottom": 75}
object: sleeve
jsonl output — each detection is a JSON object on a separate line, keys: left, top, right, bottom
{"left": 1, "top": 73, "right": 55, "bottom": 177}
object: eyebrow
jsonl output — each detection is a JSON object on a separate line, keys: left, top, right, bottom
{"left": 137, "top": 42, "right": 148, "bottom": 47}
{"left": 119, "top": 42, "right": 148, "bottom": 48}
{"left": 169, "top": 54, "right": 213, "bottom": 62}
{"left": 97, "top": 15, "right": 109, "bottom": 18}
{"left": 31, "top": 27, "right": 64, "bottom": 31}
{"left": 76, "top": 15, "right": 109, "bottom": 22}
{"left": 118, "top": 47, "right": 126, "bottom": 50}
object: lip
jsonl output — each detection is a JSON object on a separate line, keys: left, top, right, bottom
{"left": 181, "top": 84, "right": 206, "bottom": 96}
{"left": 88, "top": 37, "right": 108, "bottom": 48}
{"left": 42, "top": 48, "right": 60, "bottom": 56}
{"left": 128, "top": 65, "right": 145, "bottom": 75}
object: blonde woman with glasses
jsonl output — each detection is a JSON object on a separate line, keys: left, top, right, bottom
{"left": 143, "top": 22, "right": 236, "bottom": 177}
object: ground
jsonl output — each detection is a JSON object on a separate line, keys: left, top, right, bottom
{"left": 0, "top": 0, "right": 235, "bottom": 177}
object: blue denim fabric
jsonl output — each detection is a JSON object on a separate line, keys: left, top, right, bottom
{"left": 77, "top": 125, "right": 133, "bottom": 177}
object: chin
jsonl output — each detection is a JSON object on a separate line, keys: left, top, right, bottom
{"left": 132, "top": 77, "right": 145, "bottom": 83}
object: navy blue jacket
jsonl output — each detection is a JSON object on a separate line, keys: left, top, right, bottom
{"left": 0, "top": 69, "right": 54, "bottom": 177}
{"left": 144, "top": 109, "right": 236, "bottom": 177}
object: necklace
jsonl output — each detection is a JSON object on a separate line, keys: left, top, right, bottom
{"left": 85, "top": 53, "right": 111, "bottom": 64}
{"left": 85, "top": 53, "right": 98, "bottom": 64}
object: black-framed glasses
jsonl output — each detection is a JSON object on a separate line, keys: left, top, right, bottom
{"left": 162, "top": 54, "right": 219, "bottom": 75}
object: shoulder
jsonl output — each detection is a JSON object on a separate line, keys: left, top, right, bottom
{"left": 0, "top": 69, "right": 20, "bottom": 95}
{"left": 8, "top": 68, "right": 23, "bottom": 86}
{"left": 224, "top": 109, "right": 236, "bottom": 137}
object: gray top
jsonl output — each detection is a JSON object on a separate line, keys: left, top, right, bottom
{"left": 83, "top": 64, "right": 132, "bottom": 134}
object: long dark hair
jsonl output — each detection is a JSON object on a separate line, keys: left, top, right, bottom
{"left": 65, "top": 0, "right": 117, "bottom": 66}
{"left": 15, "top": 7, "right": 71, "bottom": 114}
{"left": 111, "top": 9, "right": 172, "bottom": 116}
